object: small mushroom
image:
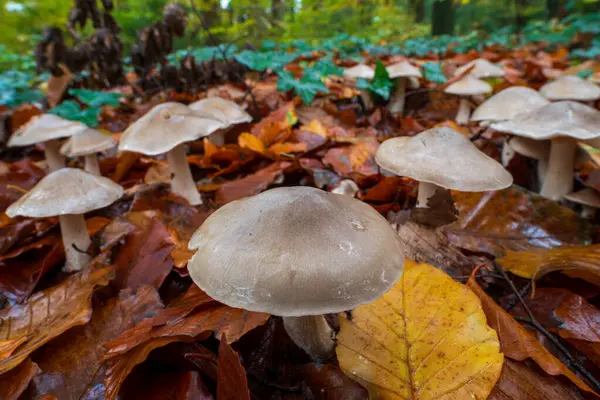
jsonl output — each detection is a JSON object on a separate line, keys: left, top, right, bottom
{"left": 331, "top": 179, "right": 360, "bottom": 197}
{"left": 343, "top": 64, "right": 375, "bottom": 110}
{"left": 187, "top": 186, "right": 405, "bottom": 360}
{"left": 60, "top": 128, "right": 117, "bottom": 175}
{"left": 564, "top": 188, "right": 600, "bottom": 219}
{"left": 385, "top": 61, "right": 422, "bottom": 114}
{"left": 375, "top": 127, "right": 513, "bottom": 208}
{"left": 444, "top": 75, "right": 492, "bottom": 124}
{"left": 471, "top": 86, "right": 550, "bottom": 123}
{"left": 540, "top": 75, "right": 600, "bottom": 105}
{"left": 8, "top": 114, "right": 88, "bottom": 171}
{"left": 454, "top": 58, "right": 506, "bottom": 79}
{"left": 492, "top": 101, "right": 600, "bottom": 200}
{"left": 189, "top": 97, "right": 252, "bottom": 146}
{"left": 118, "top": 102, "right": 225, "bottom": 205}
{"left": 6, "top": 168, "right": 123, "bottom": 272}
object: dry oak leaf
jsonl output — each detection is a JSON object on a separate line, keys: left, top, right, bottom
{"left": 0, "top": 266, "right": 114, "bottom": 374}
{"left": 466, "top": 268, "right": 596, "bottom": 395}
{"left": 337, "top": 260, "right": 503, "bottom": 400}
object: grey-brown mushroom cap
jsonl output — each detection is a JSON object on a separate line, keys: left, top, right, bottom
{"left": 564, "top": 188, "right": 600, "bottom": 207}
{"left": 343, "top": 64, "right": 375, "bottom": 80}
{"left": 187, "top": 186, "right": 405, "bottom": 317}
{"left": 189, "top": 97, "right": 252, "bottom": 126}
{"left": 490, "top": 101, "right": 600, "bottom": 140}
{"left": 471, "top": 86, "right": 550, "bottom": 122}
{"left": 60, "top": 128, "right": 117, "bottom": 157}
{"left": 8, "top": 114, "right": 88, "bottom": 147}
{"left": 454, "top": 58, "right": 506, "bottom": 79}
{"left": 6, "top": 168, "right": 124, "bottom": 218}
{"left": 118, "top": 102, "right": 226, "bottom": 155}
{"left": 540, "top": 75, "right": 600, "bottom": 101}
{"left": 444, "top": 75, "right": 492, "bottom": 96}
{"left": 375, "top": 127, "right": 513, "bottom": 191}
{"left": 386, "top": 61, "right": 422, "bottom": 79}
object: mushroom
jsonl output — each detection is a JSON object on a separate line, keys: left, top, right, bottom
{"left": 343, "top": 64, "right": 375, "bottom": 110}
{"left": 385, "top": 61, "right": 422, "bottom": 114}
{"left": 471, "top": 86, "right": 550, "bottom": 124}
{"left": 564, "top": 188, "right": 600, "bottom": 219}
{"left": 189, "top": 97, "right": 252, "bottom": 146}
{"left": 118, "top": 102, "right": 225, "bottom": 205}
{"left": 60, "top": 128, "right": 117, "bottom": 175}
{"left": 8, "top": 114, "right": 88, "bottom": 171}
{"left": 6, "top": 168, "right": 123, "bottom": 272}
{"left": 331, "top": 179, "right": 360, "bottom": 197}
{"left": 375, "top": 127, "right": 513, "bottom": 208}
{"left": 503, "top": 136, "right": 550, "bottom": 183}
{"left": 540, "top": 75, "right": 600, "bottom": 105}
{"left": 187, "top": 186, "right": 405, "bottom": 360}
{"left": 444, "top": 75, "right": 492, "bottom": 124}
{"left": 454, "top": 58, "right": 506, "bottom": 80}
{"left": 491, "top": 101, "right": 600, "bottom": 200}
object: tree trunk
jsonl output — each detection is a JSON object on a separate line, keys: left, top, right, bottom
{"left": 547, "top": 0, "right": 563, "bottom": 19}
{"left": 201, "top": 0, "right": 221, "bottom": 30}
{"left": 271, "top": 0, "right": 285, "bottom": 21}
{"left": 409, "top": 0, "right": 425, "bottom": 23}
{"left": 431, "top": 0, "right": 455, "bottom": 36}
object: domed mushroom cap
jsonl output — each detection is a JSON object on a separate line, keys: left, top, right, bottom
{"left": 343, "top": 64, "right": 375, "bottom": 80}
{"left": 6, "top": 168, "right": 123, "bottom": 218}
{"left": 564, "top": 188, "right": 600, "bottom": 208}
{"left": 118, "top": 102, "right": 225, "bottom": 155}
{"left": 60, "top": 128, "right": 117, "bottom": 157}
{"left": 8, "top": 114, "right": 88, "bottom": 147}
{"left": 471, "top": 86, "right": 550, "bottom": 122}
{"left": 189, "top": 97, "right": 252, "bottom": 126}
{"left": 454, "top": 58, "right": 506, "bottom": 79}
{"left": 187, "top": 186, "right": 405, "bottom": 317}
{"left": 445, "top": 75, "right": 492, "bottom": 96}
{"left": 386, "top": 61, "right": 422, "bottom": 79}
{"left": 491, "top": 101, "right": 600, "bottom": 140}
{"left": 540, "top": 75, "right": 600, "bottom": 101}
{"left": 375, "top": 127, "right": 513, "bottom": 191}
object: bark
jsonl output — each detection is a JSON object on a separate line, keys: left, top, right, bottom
{"left": 431, "top": 0, "right": 455, "bottom": 36}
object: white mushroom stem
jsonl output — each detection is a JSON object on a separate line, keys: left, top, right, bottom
{"left": 537, "top": 159, "right": 548, "bottom": 183}
{"left": 84, "top": 154, "right": 101, "bottom": 175}
{"left": 59, "top": 214, "right": 92, "bottom": 272}
{"left": 456, "top": 98, "right": 471, "bottom": 125}
{"left": 388, "top": 77, "right": 407, "bottom": 114}
{"left": 417, "top": 181, "right": 441, "bottom": 208}
{"left": 359, "top": 89, "right": 374, "bottom": 110}
{"left": 166, "top": 144, "right": 202, "bottom": 206}
{"left": 44, "top": 139, "right": 66, "bottom": 172}
{"left": 581, "top": 206, "right": 596, "bottom": 219}
{"left": 283, "top": 315, "right": 335, "bottom": 361}
{"left": 540, "top": 137, "right": 576, "bottom": 201}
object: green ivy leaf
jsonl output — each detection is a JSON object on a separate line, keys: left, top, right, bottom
{"left": 356, "top": 60, "right": 394, "bottom": 100}
{"left": 69, "top": 89, "right": 121, "bottom": 108}
{"left": 49, "top": 100, "right": 100, "bottom": 127}
{"left": 235, "top": 51, "right": 295, "bottom": 72}
{"left": 422, "top": 62, "right": 448, "bottom": 84}
{"left": 276, "top": 70, "right": 328, "bottom": 105}
{"left": 304, "top": 58, "right": 344, "bottom": 81}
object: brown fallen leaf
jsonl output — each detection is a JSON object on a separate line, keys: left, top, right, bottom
{"left": 322, "top": 137, "right": 380, "bottom": 177}
{"left": 46, "top": 68, "right": 73, "bottom": 108}
{"left": 251, "top": 102, "right": 297, "bottom": 146}
{"left": 410, "top": 188, "right": 459, "bottom": 228}
{"left": 118, "top": 368, "right": 213, "bottom": 400}
{"left": 0, "top": 358, "right": 41, "bottom": 400}
{"left": 0, "top": 266, "right": 114, "bottom": 374}
{"left": 27, "top": 286, "right": 163, "bottom": 400}
{"left": 296, "top": 363, "right": 369, "bottom": 400}
{"left": 466, "top": 268, "right": 596, "bottom": 395}
{"left": 0, "top": 159, "right": 45, "bottom": 212}
{"left": 217, "top": 334, "right": 250, "bottom": 400}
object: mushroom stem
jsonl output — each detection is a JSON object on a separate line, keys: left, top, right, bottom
{"left": 417, "top": 181, "right": 441, "bottom": 208}
{"left": 84, "top": 154, "right": 101, "bottom": 175}
{"left": 581, "top": 205, "right": 596, "bottom": 219}
{"left": 283, "top": 315, "right": 335, "bottom": 361}
{"left": 359, "top": 89, "right": 374, "bottom": 111}
{"left": 388, "top": 77, "right": 406, "bottom": 114}
{"left": 537, "top": 159, "right": 548, "bottom": 185}
{"left": 540, "top": 137, "right": 576, "bottom": 201}
{"left": 209, "top": 130, "right": 226, "bottom": 147}
{"left": 456, "top": 98, "right": 471, "bottom": 124}
{"left": 59, "top": 214, "right": 91, "bottom": 272}
{"left": 166, "top": 144, "right": 202, "bottom": 205}
{"left": 44, "top": 139, "right": 66, "bottom": 172}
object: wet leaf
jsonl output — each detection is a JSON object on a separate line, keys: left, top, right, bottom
{"left": 251, "top": 103, "right": 297, "bottom": 147}
{"left": 337, "top": 260, "right": 503, "bottom": 400}
{"left": 217, "top": 334, "right": 250, "bottom": 400}
{"left": 322, "top": 137, "right": 379, "bottom": 176}
{"left": 0, "top": 159, "right": 45, "bottom": 212}
{"left": 296, "top": 364, "right": 369, "bottom": 400}
{"left": 0, "top": 358, "right": 41, "bottom": 400}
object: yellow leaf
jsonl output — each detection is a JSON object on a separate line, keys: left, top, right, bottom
{"left": 337, "top": 260, "right": 503, "bottom": 400}
{"left": 304, "top": 119, "right": 330, "bottom": 138}
{"left": 238, "top": 132, "right": 267, "bottom": 155}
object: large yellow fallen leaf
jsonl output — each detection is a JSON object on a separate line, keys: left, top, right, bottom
{"left": 337, "top": 260, "right": 503, "bottom": 400}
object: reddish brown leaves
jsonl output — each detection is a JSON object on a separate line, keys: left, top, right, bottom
{"left": 0, "top": 358, "right": 41, "bottom": 400}
{"left": 0, "top": 159, "right": 45, "bottom": 212}
{"left": 251, "top": 102, "right": 297, "bottom": 146}
{"left": 322, "top": 137, "right": 379, "bottom": 176}
{"left": 217, "top": 335, "right": 250, "bottom": 400}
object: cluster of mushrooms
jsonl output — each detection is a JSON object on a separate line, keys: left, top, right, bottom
{"left": 5, "top": 55, "right": 600, "bottom": 361}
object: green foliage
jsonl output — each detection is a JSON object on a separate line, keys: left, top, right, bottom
{"left": 356, "top": 61, "right": 394, "bottom": 100}
{"left": 0, "top": 71, "right": 44, "bottom": 107}
{"left": 422, "top": 62, "right": 447, "bottom": 83}
{"left": 69, "top": 89, "right": 121, "bottom": 108}
{"left": 49, "top": 101, "right": 101, "bottom": 127}
{"left": 235, "top": 50, "right": 296, "bottom": 72}
{"left": 277, "top": 70, "right": 328, "bottom": 105}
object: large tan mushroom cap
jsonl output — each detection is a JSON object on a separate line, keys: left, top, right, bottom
{"left": 375, "top": 127, "right": 513, "bottom": 191}
{"left": 491, "top": 101, "right": 600, "bottom": 140}
{"left": 188, "top": 97, "right": 252, "bottom": 126}
{"left": 471, "top": 86, "right": 550, "bottom": 122}
{"left": 8, "top": 114, "right": 88, "bottom": 147}
{"left": 540, "top": 75, "right": 600, "bottom": 101}
{"left": 454, "top": 58, "right": 506, "bottom": 79}
{"left": 343, "top": 64, "right": 375, "bottom": 80}
{"left": 6, "top": 168, "right": 123, "bottom": 218}
{"left": 445, "top": 75, "right": 492, "bottom": 96}
{"left": 118, "top": 102, "right": 225, "bottom": 155}
{"left": 60, "top": 128, "right": 117, "bottom": 157}
{"left": 188, "top": 186, "right": 405, "bottom": 317}
{"left": 386, "top": 61, "right": 422, "bottom": 79}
